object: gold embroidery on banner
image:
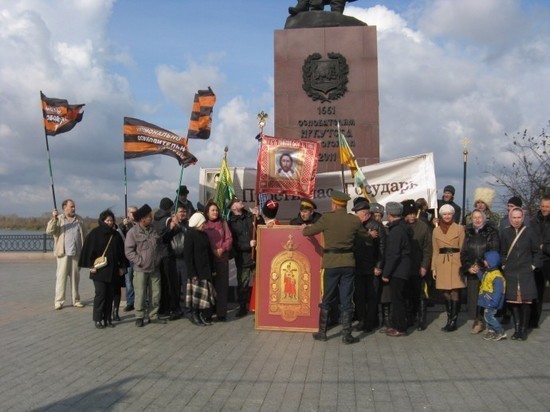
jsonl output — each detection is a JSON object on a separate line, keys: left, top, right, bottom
{"left": 268, "top": 235, "right": 311, "bottom": 322}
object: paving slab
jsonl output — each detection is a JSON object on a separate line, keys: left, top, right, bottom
{"left": 0, "top": 259, "right": 549, "bottom": 411}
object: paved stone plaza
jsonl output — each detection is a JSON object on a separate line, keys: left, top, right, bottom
{"left": 0, "top": 257, "right": 549, "bottom": 411}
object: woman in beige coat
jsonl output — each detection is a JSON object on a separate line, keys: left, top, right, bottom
{"left": 432, "top": 204, "right": 465, "bottom": 332}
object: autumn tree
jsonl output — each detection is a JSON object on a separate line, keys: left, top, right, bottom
{"left": 486, "top": 122, "right": 549, "bottom": 216}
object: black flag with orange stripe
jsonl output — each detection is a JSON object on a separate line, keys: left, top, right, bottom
{"left": 187, "top": 87, "right": 216, "bottom": 140}
{"left": 124, "top": 117, "right": 197, "bottom": 167}
{"left": 41, "top": 91, "right": 85, "bottom": 136}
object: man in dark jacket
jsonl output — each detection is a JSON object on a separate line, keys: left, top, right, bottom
{"left": 531, "top": 194, "right": 550, "bottom": 328}
{"left": 351, "top": 199, "right": 386, "bottom": 332}
{"left": 289, "top": 198, "right": 322, "bottom": 226}
{"left": 381, "top": 202, "right": 412, "bottom": 337}
{"left": 152, "top": 197, "right": 183, "bottom": 321}
{"left": 436, "top": 185, "right": 461, "bottom": 224}
{"left": 402, "top": 199, "right": 433, "bottom": 331}
{"left": 228, "top": 198, "right": 264, "bottom": 317}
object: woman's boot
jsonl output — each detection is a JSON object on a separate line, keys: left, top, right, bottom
{"left": 445, "top": 300, "right": 460, "bottom": 332}
{"left": 518, "top": 304, "right": 531, "bottom": 341}
{"left": 191, "top": 309, "right": 205, "bottom": 326}
{"left": 511, "top": 305, "right": 521, "bottom": 340}
{"left": 441, "top": 298, "right": 451, "bottom": 331}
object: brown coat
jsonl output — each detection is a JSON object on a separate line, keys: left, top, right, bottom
{"left": 432, "top": 223, "right": 465, "bottom": 290}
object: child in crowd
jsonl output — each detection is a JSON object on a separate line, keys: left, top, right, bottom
{"left": 476, "top": 251, "right": 507, "bottom": 341}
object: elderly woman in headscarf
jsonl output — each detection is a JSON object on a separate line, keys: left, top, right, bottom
{"left": 501, "top": 207, "right": 542, "bottom": 341}
{"left": 432, "top": 203, "right": 465, "bottom": 332}
{"left": 461, "top": 209, "right": 500, "bottom": 335}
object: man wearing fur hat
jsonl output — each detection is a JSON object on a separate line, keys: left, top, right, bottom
{"left": 124, "top": 204, "right": 165, "bottom": 327}
{"left": 464, "top": 187, "right": 501, "bottom": 228}
{"left": 303, "top": 190, "right": 368, "bottom": 344}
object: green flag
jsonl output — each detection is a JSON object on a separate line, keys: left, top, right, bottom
{"left": 215, "top": 154, "right": 235, "bottom": 220}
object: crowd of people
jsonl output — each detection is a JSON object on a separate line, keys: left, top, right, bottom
{"left": 46, "top": 184, "right": 549, "bottom": 343}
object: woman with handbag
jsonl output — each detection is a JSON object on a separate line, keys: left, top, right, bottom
{"left": 203, "top": 201, "right": 233, "bottom": 322}
{"left": 501, "top": 207, "right": 542, "bottom": 340}
{"left": 79, "top": 209, "right": 128, "bottom": 329}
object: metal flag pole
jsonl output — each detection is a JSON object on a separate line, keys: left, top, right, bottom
{"left": 123, "top": 158, "right": 128, "bottom": 215}
{"left": 43, "top": 131, "right": 57, "bottom": 210}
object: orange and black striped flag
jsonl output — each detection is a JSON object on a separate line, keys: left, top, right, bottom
{"left": 187, "top": 87, "right": 216, "bottom": 140}
{"left": 124, "top": 117, "right": 197, "bottom": 167}
{"left": 41, "top": 91, "right": 85, "bottom": 136}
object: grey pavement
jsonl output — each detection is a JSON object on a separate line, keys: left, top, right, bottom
{"left": 0, "top": 256, "right": 549, "bottom": 411}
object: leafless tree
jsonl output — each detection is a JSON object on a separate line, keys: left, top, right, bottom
{"left": 486, "top": 122, "right": 549, "bottom": 217}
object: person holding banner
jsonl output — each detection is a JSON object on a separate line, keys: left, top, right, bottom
{"left": 303, "top": 191, "right": 368, "bottom": 344}
{"left": 46, "top": 199, "right": 87, "bottom": 310}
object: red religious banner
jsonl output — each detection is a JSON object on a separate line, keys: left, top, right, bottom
{"left": 256, "top": 136, "right": 320, "bottom": 198}
{"left": 255, "top": 226, "right": 324, "bottom": 332}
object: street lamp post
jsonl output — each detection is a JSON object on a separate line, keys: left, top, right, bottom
{"left": 462, "top": 137, "right": 469, "bottom": 224}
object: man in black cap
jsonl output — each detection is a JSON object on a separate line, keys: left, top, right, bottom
{"left": 152, "top": 197, "right": 184, "bottom": 320}
{"left": 303, "top": 190, "right": 368, "bottom": 344}
{"left": 436, "top": 185, "right": 461, "bottom": 224}
{"left": 381, "top": 202, "right": 412, "bottom": 337}
{"left": 290, "top": 198, "right": 322, "bottom": 226}
{"left": 175, "top": 185, "right": 196, "bottom": 218}
{"left": 351, "top": 199, "right": 386, "bottom": 332}
{"left": 531, "top": 193, "right": 550, "bottom": 328}
{"left": 125, "top": 204, "right": 165, "bottom": 327}
{"left": 402, "top": 199, "right": 433, "bottom": 331}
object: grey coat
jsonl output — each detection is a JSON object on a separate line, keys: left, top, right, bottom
{"left": 501, "top": 225, "right": 542, "bottom": 301}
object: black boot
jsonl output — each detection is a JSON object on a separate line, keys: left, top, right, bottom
{"left": 441, "top": 299, "right": 451, "bottom": 331}
{"left": 191, "top": 309, "right": 206, "bottom": 326}
{"left": 379, "top": 303, "right": 391, "bottom": 333}
{"left": 341, "top": 311, "right": 359, "bottom": 344}
{"left": 417, "top": 299, "right": 427, "bottom": 331}
{"left": 518, "top": 304, "right": 531, "bottom": 341}
{"left": 289, "top": 0, "right": 310, "bottom": 15}
{"left": 511, "top": 305, "right": 521, "bottom": 340}
{"left": 113, "top": 308, "right": 121, "bottom": 322}
{"left": 445, "top": 300, "right": 460, "bottom": 332}
{"left": 235, "top": 303, "right": 248, "bottom": 318}
{"left": 312, "top": 308, "right": 329, "bottom": 341}
{"left": 199, "top": 310, "right": 212, "bottom": 326}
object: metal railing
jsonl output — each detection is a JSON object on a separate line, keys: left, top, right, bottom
{"left": 0, "top": 234, "right": 54, "bottom": 252}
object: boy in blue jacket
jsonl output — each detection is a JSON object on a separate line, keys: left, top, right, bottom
{"left": 476, "top": 250, "right": 507, "bottom": 341}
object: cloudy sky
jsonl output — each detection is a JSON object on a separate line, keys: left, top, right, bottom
{"left": 1, "top": 0, "right": 548, "bottom": 218}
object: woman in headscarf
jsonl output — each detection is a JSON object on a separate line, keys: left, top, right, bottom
{"left": 203, "top": 201, "right": 233, "bottom": 322}
{"left": 501, "top": 207, "right": 542, "bottom": 340}
{"left": 461, "top": 209, "right": 500, "bottom": 335}
{"left": 184, "top": 212, "right": 216, "bottom": 326}
{"left": 432, "top": 204, "right": 465, "bottom": 332}
{"left": 79, "top": 209, "right": 127, "bottom": 329}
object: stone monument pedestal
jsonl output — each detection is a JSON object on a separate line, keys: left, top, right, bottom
{"left": 274, "top": 25, "right": 379, "bottom": 173}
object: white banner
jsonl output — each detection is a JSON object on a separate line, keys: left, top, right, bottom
{"left": 200, "top": 153, "right": 437, "bottom": 222}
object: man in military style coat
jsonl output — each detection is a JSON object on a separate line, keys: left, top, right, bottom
{"left": 303, "top": 191, "right": 368, "bottom": 344}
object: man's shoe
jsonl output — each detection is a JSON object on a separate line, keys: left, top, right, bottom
{"left": 342, "top": 333, "right": 360, "bottom": 344}
{"left": 135, "top": 318, "right": 144, "bottom": 327}
{"left": 169, "top": 312, "right": 181, "bottom": 321}
{"left": 95, "top": 321, "right": 105, "bottom": 329}
{"left": 74, "top": 302, "right": 85, "bottom": 308}
{"left": 123, "top": 305, "right": 134, "bottom": 312}
{"left": 491, "top": 331, "right": 507, "bottom": 341}
{"left": 471, "top": 321, "right": 485, "bottom": 335}
{"left": 386, "top": 329, "right": 406, "bottom": 337}
{"left": 312, "top": 332, "right": 328, "bottom": 341}
{"left": 235, "top": 306, "right": 248, "bottom": 318}
{"left": 151, "top": 318, "right": 167, "bottom": 325}
{"left": 55, "top": 304, "right": 63, "bottom": 310}
{"left": 483, "top": 331, "right": 496, "bottom": 341}
{"left": 104, "top": 321, "right": 115, "bottom": 328}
